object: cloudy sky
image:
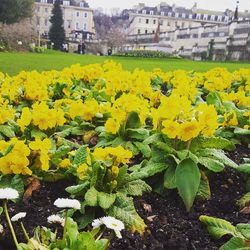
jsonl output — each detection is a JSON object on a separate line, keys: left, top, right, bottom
{"left": 88, "top": 0, "right": 250, "bottom": 12}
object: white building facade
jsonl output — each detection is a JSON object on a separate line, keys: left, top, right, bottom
{"left": 34, "top": 0, "right": 95, "bottom": 39}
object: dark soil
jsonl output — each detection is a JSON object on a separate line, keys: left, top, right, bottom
{"left": 0, "top": 144, "right": 249, "bottom": 250}
{"left": 110, "top": 144, "right": 250, "bottom": 250}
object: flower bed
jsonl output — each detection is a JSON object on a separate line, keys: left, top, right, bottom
{"left": 0, "top": 62, "right": 250, "bottom": 249}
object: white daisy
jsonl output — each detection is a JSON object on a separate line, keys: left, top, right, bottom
{"left": 0, "top": 224, "right": 3, "bottom": 234}
{"left": 92, "top": 218, "right": 103, "bottom": 229}
{"left": 54, "top": 198, "right": 81, "bottom": 210}
{"left": 11, "top": 212, "right": 26, "bottom": 222}
{"left": 47, "top": 214, "right": 65, "bottom": 227}
{"left": 0, "top": 188, "right": 19, "bottom": 200}
{"left": 93, "top": 216, "right": 125, "bottom": 238}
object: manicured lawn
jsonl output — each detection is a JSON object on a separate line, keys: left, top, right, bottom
{"left": 0, "top": 51, "right": 250, "bottom": 75}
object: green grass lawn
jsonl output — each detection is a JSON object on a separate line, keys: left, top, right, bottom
{"left": 0, "top": 51, "right": 250, "bottom": 75}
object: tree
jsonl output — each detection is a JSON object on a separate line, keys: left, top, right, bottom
{"left": 49, "top": 0, "right": 65, "bottom": 50}
{"left": 0, "top": 0, "right": 34, "bottom": 24}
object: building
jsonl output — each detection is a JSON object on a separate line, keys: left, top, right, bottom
{"left": 128, "top": 2, "right": 250, "bottom": 35}
{"left": 34, "top": 0, "right": 95, "bottom": 39}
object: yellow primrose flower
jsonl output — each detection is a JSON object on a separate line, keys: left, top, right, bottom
{"left": 105, "top": 118, "right": 120, "bottom": 134}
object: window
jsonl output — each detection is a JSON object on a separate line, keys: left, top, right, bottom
{"left": 80, "top": 2, "right": 85, "bottom": 7}
{"left": 63, "top": 1, "right": 70, "bottom": 6}
{"left": 83, "top": 23, "right": 87, "bottom": 30}
{"left": 161, "top": 11, "right": 164, "bottom": 16}
{"left": 152, "top": 30, "right": 155, "bottom": 33}
{"left": 181, "top": 22, "right": 185, "bottom": 28}
{"left": 44, "top": 19, "right": 48, "bottom": 26}
{"left": 36, "top": 17, "right": 40, "bottom": 26}
{"left": 45, "top": 8, "right": 48, "bottom": 13}
{"left": 142, "top": 10, "right": 146, "bottom": 14}
{"left": 167, "top": 21, "right": 171, "bottom": 26}
{"left": 139, "top": 18, "right": 141, "bottom": 23}
{"left": 138, "top": 29, "right": 141, "bottom": 34}
{"left": 145, "top": 30, "right": 148, "bottom": 34}
{"left": 76, "top": 22, "right": 79, "bottom": 29}
{"left": 146, "top": 19, "right": 149, "bottom": 24}
{"left": 182, "top": 13, "right": 186, "bottom": 18}
{"left": 84, "top": 12, "right": 87, "bottom": 18}
{"left": 150, "top": 10, "right": 154, "bottom": 15}
{"left": 37, "top": 7, "right": 40, "bottom": 12}
{"left": 76, "top": 12, "right": 79, "bottom": 17}
{"left": 153, "top": 19, "right": 156, "bottom": 24}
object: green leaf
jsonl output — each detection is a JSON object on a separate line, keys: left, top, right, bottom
{"left": 126, "top": 128, "right": 149, "bottom": 140}
{"left": 198, "top": 157, "right": 225, "bottom": 172}
{"left": 118, "top": 180, "right": 152, "bottom": 196}
{"left": 154, "top": 141, "right": 176, "bottom": 154}
{"left": 51, "top": 145, "right": 71, "bottom": 165}
{"left": 107, "top": 193, "right": 146, "bottom": 234}
{"left": 164, "top": 165, "right": 176, "bottom": 189}
{"left": 199, "top": 149, "right": 238, "bottom": 169}
{"left": 31, "top": 129, "right": 47, "bottom": 139}
{"left": 0, "top": 125, "right": 15, "bottom": 138}
{"left": 0, "top": 207, "right": 3, "bottom": 215}
{"left": 66, "top": 182, "right": 89, "bottom": 195}
{"left": 143, "top": 133, "right": 163, "bottom": 145}
{"left": 176, "top": 158, "right": 201, "bottom": 211}
{"left": 76, "top": 208, "right": 95, "bottom": 230}
{"left": 219, "top": 237, "right": 246, "bottom": 250}
{"left": 206, "top": 92, "right": 223, "bottom": 110}
{"left": 197, "top": 175, "right": 211, "bottom": 200}
{"left": 234, "top": 128, "right": 250, "bottom": 135}
{"left": 130, "top": 162, "right": 169, "bottom": 180}
{"left": 73, "top": 145, "right": 87, "bottom": 166}
{"left": 85, "top": 187, "right": 98, "bottom": 206}
{"left": 237, "top": 193, "right": 250, "bottom": 207}
{"left": 238, "top": 164, "right": 250, "bottom": 174}
{"left": 96, "top": 239, "right": 109, "bottom": 250}
{"left": 97, "top": 192, "right": 116, "bottom": 209}
{"left": 236, "top": 224, "right": 250, "bottom": 240}
{"left": 190, "top": 137, "right": 235, "bottom": 152}
{"left": 199, "top": 215, "right": 237, "bottom": 239}
{"left": 133, "top": 142, "right": 151, "bottom": 158}
{"left": 125, "top": 112, "right": 141, "bottom": 129}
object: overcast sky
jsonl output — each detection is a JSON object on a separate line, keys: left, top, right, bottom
{"left": 88, "top": 0, "right": 250, "bottom": 13}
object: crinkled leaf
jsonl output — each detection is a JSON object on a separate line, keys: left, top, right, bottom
{"left": 198, "top": 157, "right": 225, "bottom": 172}
{"left": 0, "top": 125, "right": 15, "bottom": 138}
{"left": 190, "top": 137, "right": 235, "bottom": 152}
{"left": 199, "top": 215, "right": 237, "bottom": 239}
{"left": 234, "top": 128, "right": 250, "bottom": 135}
{"left": 73, "top": 145, "right": 87, "bottom": 166}
{"left": 219, "top": 237, "right": 246, "bottom": 250}
{"left": 85, "top": 187, "right": 98, "bottom": 206}
{"left": 236, "top": 224, "right": 250, "bottom": 240}
{"left": 238, "top": 164, "right": 250, "bottom": 174}
{"left": 126, "top": 128, "right": 149, "bottom": 140}
{"left": 107, "top": 193, "right": 146, "bottom": 234}
{"left": 66, "top": 182, "right": 89, "bottom": 195}
{"left": 125, "top": 112, "right": 141, "bottom": 129}
{"left": 199, "top": 149, "right": 238, "bottom": 169}
{"left": 118, "top": 179, "right": 152, "bottom": 196}
{"left": 130, "top": 162, "right": 169, "bottom": 180}
{"left": 133, "top": 142, "right": 151, "bottom": 158}
{"left": 238, "top": 193, "right": 250, "bottom": 207}
{"left": 97, "top": 192, "right": 116, "bottom": 209}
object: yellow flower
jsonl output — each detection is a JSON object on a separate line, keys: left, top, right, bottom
{"left": 0, "top": 139, "right": 31, "bottom": 175}
{"left": 77, "top": 163, "right": 89, "bottom": 180}
{"left": 59, "top": 159, "right": 71, "bottom": 168}
{"left": 17, "top": 107, "right": 32, "bottom": 132}
{"left": 162, "top": 120, "right": 180, "bottom": 139}
{"left": 105, "top": 118, "right": 120, "bottom": 134}
{"left": 178, "top": 121, "right": 200, "bottom": 142}
{"left": 29, "top": 138, "right": 52, "bottom": 171}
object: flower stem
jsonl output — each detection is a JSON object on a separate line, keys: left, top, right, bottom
{"left": 3, "top": 201, "right": 19, "bottom": 249}
{"left": 20, "top": 222, "right": 30, "bottom": 242}
{"left": 63, "top": 210, "right": 68, "bottom": 242}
